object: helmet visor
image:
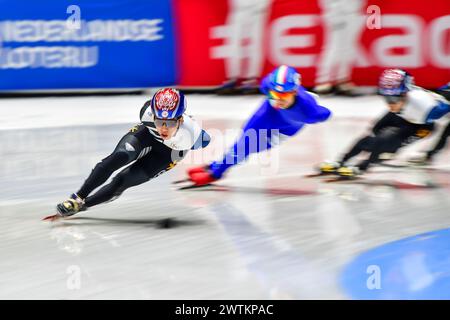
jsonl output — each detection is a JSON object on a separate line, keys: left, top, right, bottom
{"left": 383, "top": 95, "right": 404, "bottom": 104}
{"left": 154, "top": 117, "right": 180, "bottom": 128}
{"left": 268, "top": 90, "right": 296, "bottom": 101}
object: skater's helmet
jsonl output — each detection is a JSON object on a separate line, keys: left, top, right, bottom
{"left": 151, "top": 88, "right": 186, "bottom": 119}
{"left": 378, "top": 69, "right": 414, "bottom": 97}
{"left": 267, "top": 65, "right": 301, "bottom": 93}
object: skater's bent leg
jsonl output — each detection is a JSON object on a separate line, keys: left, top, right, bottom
{"left": 357, "top": 135, "right": 404, "bottom": 171}
{"left": 84, "top": 162, "right": 150, "bottom": 208}
{"left": 84, "top": 146, "right": 184, "bottom": 208}
{"left": 340, "top": 136, "right": 376, "bottom": 164}
{"left": 77, "top": 134, "right": 143, "bottom": 199}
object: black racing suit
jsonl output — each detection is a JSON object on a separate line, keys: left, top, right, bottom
{"left": 340, "top": 112, "right": 434, "bottom": 171}
{"left": 76, "top": 101, "right": 209, "bottom": 208}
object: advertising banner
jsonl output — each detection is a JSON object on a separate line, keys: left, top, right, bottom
{"left": 0, "top": 0, "right": 176, "bottom": 91}
{"left": 174, "top": 0, "right": 450, "bottom": 88}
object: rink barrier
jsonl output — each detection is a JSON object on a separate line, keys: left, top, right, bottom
{"left": 0, "top": 0, "right": 176, "bottom": 92}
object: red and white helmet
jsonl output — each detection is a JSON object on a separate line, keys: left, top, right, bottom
{"left": 151, "top": 88, "right": 186, "bottom": 119}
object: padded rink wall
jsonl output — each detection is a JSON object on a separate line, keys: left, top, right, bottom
{"left": 0, "top": 0, "right": 177, "bottom": 92}
{"left": 0, "top": 0, "right": 448, "bottom": 92}
{"left": 174, "top": 0, "right": 450, "bottom": 89}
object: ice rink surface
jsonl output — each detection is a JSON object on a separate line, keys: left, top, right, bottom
{"left": 1, "top": 93, "right": 449, "bottom": 299}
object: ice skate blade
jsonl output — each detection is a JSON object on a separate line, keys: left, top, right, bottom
{"left": 304, "top": 172, "right": 335, "bottom": 178}
{"left": 324, "top": 176, "right": 361, "bottom": 183}
{"left": 177, "top": 183, "right": 214, "bottom": 191}
{"left": 42, "top": 214, "right": 61, "bottom": 221}
{"left": 172, "top": 178, "right": 191, "bottom": 185}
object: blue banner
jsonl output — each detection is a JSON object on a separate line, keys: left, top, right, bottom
{"left": 0, "top": 0, "right": 176, "bottom": 91}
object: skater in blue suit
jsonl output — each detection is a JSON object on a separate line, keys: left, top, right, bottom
{"left": 187, "top": 65, "right": 332, "bottom": 186}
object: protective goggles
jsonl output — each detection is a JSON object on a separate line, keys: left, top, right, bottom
{"left": 153, "top": 117, "right": 180, "bottom": 128}
{"left": 268, "top": 90, "right": 296, "bottom": 100}
{"left": 383, "top": 95, "right": 404, "bottom": 104}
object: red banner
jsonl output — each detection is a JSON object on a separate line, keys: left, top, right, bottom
{"left": 174, "top": 0, "right": 450, "bottom": 88}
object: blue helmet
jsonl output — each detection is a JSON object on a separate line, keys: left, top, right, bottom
{"left": 151, "top": 88, "right": 186, "bottom": 119}
{"left": 378, "top": 69, "right": 414, "bottom": 96}
{"left": 267, "top": 65, "right": 301, "bottom": 93}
